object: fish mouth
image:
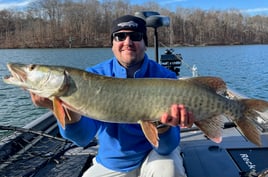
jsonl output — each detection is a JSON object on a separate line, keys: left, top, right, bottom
{"left": 3, "top": 63, "right": 27, "bottom": 84}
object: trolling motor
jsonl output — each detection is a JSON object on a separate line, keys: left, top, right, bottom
{"left": 135, "top": 11, "right": 169, "bottom": 63}
{"left": 160, "top": 48, "right": 183, "bottom": 76}
{"left": 135, "top": 11, "right": 183, "bottom": 76}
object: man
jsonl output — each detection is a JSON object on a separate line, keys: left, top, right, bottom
{"left": 30, "top": 15, "right": 194, "bottom": 177}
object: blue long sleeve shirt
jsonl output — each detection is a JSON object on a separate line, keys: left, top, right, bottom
{"left": 59, "top": 54, "right": 181, "bottom": 172}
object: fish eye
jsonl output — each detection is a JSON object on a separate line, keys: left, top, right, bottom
{"left": 28, "top": 64, "right": 36, "bottom": 71}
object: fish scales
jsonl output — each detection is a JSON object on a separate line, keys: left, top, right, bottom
{"left": 3, "top": 63, "right": 268, "bottom": 147}
{"left": 66, "top": 72, "right": 180, "bottom": 122}
{"left": 62, "top": 69, "right": 235, "bottom": 123}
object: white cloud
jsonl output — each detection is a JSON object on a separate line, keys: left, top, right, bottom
{"left": 158, "top": 0, "right": 187, "bottom": 5}
{"left": 241, "top": 8, "right": 268, "bottom": 14}
{"left": 0, "top": 0, "right": 35, "bottom": 10}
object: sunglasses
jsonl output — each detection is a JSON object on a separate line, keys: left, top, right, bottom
{"left": 113, "top": 32, "right": 143, "bottom": 42}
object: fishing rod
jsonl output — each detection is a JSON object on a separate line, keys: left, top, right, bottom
{"left": 159, "top": 41, "right": 200, "bottom": 77}
{"left": 134, "top": 11, "right": 199, "bottom": 77}
{"left": 0, "top": 125, "right": 69, "bottom": 143}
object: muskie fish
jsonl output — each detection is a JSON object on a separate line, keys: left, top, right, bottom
{"left": 3, "top": 63, "right": 268, "bottom": 147}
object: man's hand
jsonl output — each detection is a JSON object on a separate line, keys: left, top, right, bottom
{"left": 29, "top": 92, "right": 81, "bottom": 124}
{"left": 160, "top": 104, "right": 194, "bottom": 128}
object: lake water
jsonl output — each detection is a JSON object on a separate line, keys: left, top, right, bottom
{"left": 1, "top": 45, "right": 268, "bottom": 138}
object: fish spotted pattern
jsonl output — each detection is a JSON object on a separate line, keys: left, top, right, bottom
{"left": 3, "top": 63, "right": 268, "bottom": 147}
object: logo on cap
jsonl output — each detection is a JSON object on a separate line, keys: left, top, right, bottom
{"left": 117, "top": 21, "right": 138, "bottom": 28}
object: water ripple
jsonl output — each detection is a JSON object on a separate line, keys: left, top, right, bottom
{"left": 1, "top": 46, "right": 268, "bottom": 138}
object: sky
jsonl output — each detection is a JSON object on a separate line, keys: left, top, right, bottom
{"left": 1, "top": 0, "right": 268, "bottom": 16}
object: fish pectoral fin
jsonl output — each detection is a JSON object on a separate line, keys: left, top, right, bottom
{"left": 195, "top": 115, "right": 224, "bottom": 143}
{"left": 53, "top": 97, "right": 66, "bottom": 129}
{"left": 138, "top": 120, "right": 159, "bottom": 148}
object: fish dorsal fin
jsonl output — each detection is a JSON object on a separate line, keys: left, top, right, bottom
{"left": 188, "top": 76, "right": 227, "bottom": 95}
{"left": 53, "top": 97, "right": 66, "bottom": 129}
{"left": 194, "top": 115, "right": 224, "bottom": 143}
{"left": 138, "top": 120, "right": 159, "bottom": 147}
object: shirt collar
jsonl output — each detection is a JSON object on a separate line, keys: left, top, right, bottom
{"left": 112, "top": 54, "right": 149, "bottom": 78}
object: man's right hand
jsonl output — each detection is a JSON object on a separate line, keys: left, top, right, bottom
{"left": 29, "top": 92, "right": 81, "bottom": 124}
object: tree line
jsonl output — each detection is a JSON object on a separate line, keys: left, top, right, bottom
{"left": 1, "top": 0, "right": 268, "bottom": 48}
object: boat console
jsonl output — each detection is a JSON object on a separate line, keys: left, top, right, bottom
{"left": 181, "top": 123, "right": 268, "bottom": 177}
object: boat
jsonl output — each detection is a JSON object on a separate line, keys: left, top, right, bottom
{"left": 0, "top": 11, "right": 268, "bottom": 177}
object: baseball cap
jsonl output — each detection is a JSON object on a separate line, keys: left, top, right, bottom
{"left": 111, "top": 15, "right": 148, "bottom": 46}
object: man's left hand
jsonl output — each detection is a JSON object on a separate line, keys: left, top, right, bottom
{"left": 160, "top": 104, "right": 194, "bottom": 128}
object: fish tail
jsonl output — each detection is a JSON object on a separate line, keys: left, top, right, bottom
{"left": 235, "top": 99, "right": 268, "bottom": 146}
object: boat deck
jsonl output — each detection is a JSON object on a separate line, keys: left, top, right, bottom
{"left": 0, "top": 112, "right": 267, "bottom": 177}
{"left": 0, "top": 112, "right": 98, "bottom": 177}
{"left": 181, "top": 123, "right": 268, "bottom": 177}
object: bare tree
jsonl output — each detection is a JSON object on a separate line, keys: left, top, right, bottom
{"left": 1, "top": 1, "right": 268, "bottom": 48}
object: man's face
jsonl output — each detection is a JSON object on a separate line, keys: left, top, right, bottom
{"left": 112, "top": 30, "right": 146, "bottom": 68}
